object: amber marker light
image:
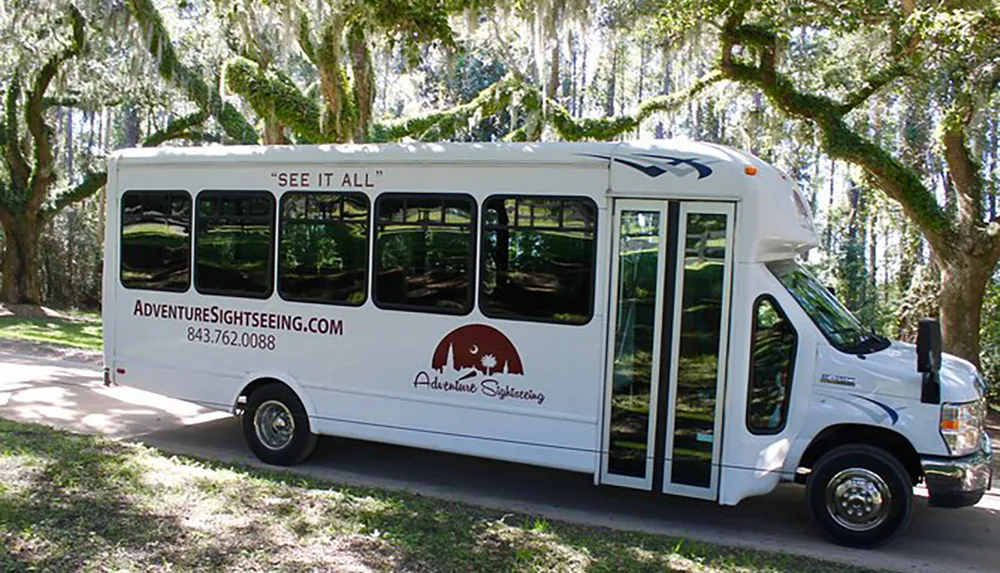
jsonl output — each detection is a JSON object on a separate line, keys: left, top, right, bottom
{"left": 745, "top": 165, "right": 758, "bottom": 176}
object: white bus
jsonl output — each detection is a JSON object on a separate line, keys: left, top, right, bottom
{"left": 103, "top": 140, "right": 991, "bottom": 548}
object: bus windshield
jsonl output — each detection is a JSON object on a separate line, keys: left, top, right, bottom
{"left": 767, "top": 260, "right": 889, "bottom": 355}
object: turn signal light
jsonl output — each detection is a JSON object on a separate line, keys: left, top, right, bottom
{"left": 940, "top": 419, "right": 960, "bottom": 431}
{"left": 744, "top": 166, "right": 758, "bottom": 176}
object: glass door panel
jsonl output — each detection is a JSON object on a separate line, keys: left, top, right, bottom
{"left": 601, "top": 202, "right": 667, "bottom": 489}
{"left": 662, "top": 203, "right": 735, "bottom": 499}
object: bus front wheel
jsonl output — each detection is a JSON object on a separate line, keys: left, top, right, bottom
{"left": 242, "top": 383, "right": 318, "bottom": 466}
{"left": 806, "top": 444, "right": 913, "bottom": 548}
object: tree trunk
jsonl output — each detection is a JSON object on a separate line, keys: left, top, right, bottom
{"left": 605, "top": 43, "right": 617, "bottom": 117}
{"left": 1, "top": 215, "right": 43, "bottom": 304}
{"left": 824, "top": 158, "right": 835, "bottom": 252}
{"left": 577, "top": 34, "right": 587, "bottom": 117}
{"left": 569, "top": 31, "right": 577, "bottom": 116}
{"left": 546, "top": 43, "right": 560, "bottom": 100}
{"left": 66, "top": 107, "right": 74, "bottom": 181}
{"left": 939, "top": 257, "right": 993, "bottom": 367}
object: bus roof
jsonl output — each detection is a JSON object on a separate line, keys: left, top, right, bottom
{"left": 111, "top": 139, "right": 818, "bottom": 260}
{"left": 111, "top": 139, "right": 753, "bottom": 170}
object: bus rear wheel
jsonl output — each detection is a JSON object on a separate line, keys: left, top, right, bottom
{"left": 806, "top": 444, "right": 912, "bottom": 548}
{"left": 242, "top": 383, "right": 317, "bottom": 466}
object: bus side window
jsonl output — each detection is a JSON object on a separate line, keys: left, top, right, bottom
{"left": 480, "top": 196, "right": 597, "bottom": 325}
{"left": 195, "top": 191, "right": 275, "bottom": 299}
{"left": 747, "top": 296, "right": 797, "bottom": 434}
{"left": 373, "top": 194, "right": 476, "bottom": 314}
{"left": 120, "top": 190, "right": 192, "bottom": 292}
{"left": 278, "top": 192, "right": 370, "bottom": 306}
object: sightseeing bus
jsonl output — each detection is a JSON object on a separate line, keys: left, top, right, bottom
{"left": 102, "top": 140, "right": 991, "bottom": 548}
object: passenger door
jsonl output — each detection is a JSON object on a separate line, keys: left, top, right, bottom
{"left": 600, "top": 200, "right": 735, "bottom": 500}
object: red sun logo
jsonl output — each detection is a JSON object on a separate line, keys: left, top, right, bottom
{"left": 431, "top": 324, "right": 524, "bottom": 376}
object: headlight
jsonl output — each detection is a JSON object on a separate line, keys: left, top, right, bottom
{"left": 940, "top": 401, "right": 983, "bottom": 456}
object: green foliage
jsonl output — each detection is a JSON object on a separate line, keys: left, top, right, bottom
{"left": 126, "top": 0, "right": 258, "bottom": 143}
{"left": 982, "top": 277, "right": 1000, "bottom": 401}
{"left": 225, "top": 57, "right": 323, "bottom": 142}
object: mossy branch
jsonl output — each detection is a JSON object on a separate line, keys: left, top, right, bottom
{"left": 139, "top": 111, "right": 208, "bottom": 147}
{"left": 2, "top": 75, "right": 30, "bottom": 191}
{"left": 45, "top": 109, "right": 210, "bottom": 218}
{"left": 225, "top": 57, "right": 323, "bottom": 143}
{"left": 719, "top": 14, "right": 955, "bottom": 251}
{"left": 25, "top": 4, "right": 87, "bottom": 213}
{"left": 370, "top": 75, "right": 519, "bottom": 142}
{"left": 126, "top": 0, "right": 257, "bottom": 143}
{"left": 371, "top": 70, "right": 722, "bottom": 143}
{"left": 838, "top": 63, "right": 910, "bottom": 115}
{"left": 47, "top": 169, "right": 107, "bottom": 218}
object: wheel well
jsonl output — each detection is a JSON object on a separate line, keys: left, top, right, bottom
{"left": 796, "top": 424, "right": 922, "bottom": 486}
{"left": 235, "top": 377, "right": 307, "bottom": 423}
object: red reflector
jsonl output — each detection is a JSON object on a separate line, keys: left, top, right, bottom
{"left": 116, "top": 368, "right": 126, "bottom": 375}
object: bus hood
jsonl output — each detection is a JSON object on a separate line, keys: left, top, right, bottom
{"left": 858, "top": 341, "right": 984, "bottom": 404}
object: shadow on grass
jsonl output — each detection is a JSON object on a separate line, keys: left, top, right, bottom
{"left": 0, "top": 422, "right": 268, "bottom": 572}
{"left": 0, "top": 420, "right": 873, "bottom": 573}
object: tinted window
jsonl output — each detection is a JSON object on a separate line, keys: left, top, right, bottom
{"left": 747, "top": 297, "right": 797, "bottom": 434}
{"left": 195, "top": 191, "right": 275, "bottom": 298}
{"left": 374, "top": 194, "right": 475, "bottom": 313}
{"left": 279, "top": 192, "right": 369, "bottom": 305}
{"left": 120, "top": 191, "right": 191, "bottom": 292}
{"left": 481, "top": 196, "right": 596, "bottom": 324}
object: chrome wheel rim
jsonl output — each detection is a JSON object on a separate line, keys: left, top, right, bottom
{"left": 825, "top": 468, "right": 891, "bottom": 532}
{"left": 254, "top": 400, "right": 295, "bottom": 451}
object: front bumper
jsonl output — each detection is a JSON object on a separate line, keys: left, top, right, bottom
{"left": 920, "top": 434, "right": 993, "bottom": 508}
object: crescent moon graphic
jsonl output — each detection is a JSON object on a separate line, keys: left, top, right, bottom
{"left": 470, "top": 344, "right": 479, "bottom": 355}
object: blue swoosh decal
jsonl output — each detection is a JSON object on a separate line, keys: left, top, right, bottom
{"left": 611, "top": 157, "right": 668, "bottom": 177}
{"left": 851, "top": 394, "right": 899, "bottom": 425}
{"left": 632, "top": 153, "right": 715, "bottom": 180}
{"left": 573, "top": 152, "right": 713, "bottom": 179}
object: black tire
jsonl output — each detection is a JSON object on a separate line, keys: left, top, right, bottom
{"left": 241, "top": 383, "right": 317, "bottom": 466}
{"left": 806, "top": 444, "right": 913, "bottom": 549}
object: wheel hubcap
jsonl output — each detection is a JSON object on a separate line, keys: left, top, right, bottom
{"left": 254, "top": 400, "right": 295, "bottom": 451}
{"left": 825, "top": 467, "right": 891, "bottom": 532}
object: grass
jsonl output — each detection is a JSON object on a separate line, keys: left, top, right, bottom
{"left": 0, "top": 419, "right": 888, "bottom": 573}
{"left": 0, "top": 314, "right": 102, "bottom": 350}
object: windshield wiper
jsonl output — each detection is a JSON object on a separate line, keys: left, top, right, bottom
{"left": 841, "top": 329, "right": 890, "bottom": 356}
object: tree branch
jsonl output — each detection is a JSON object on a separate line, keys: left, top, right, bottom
{"left": 348, "top": 22, "right": 374, "bottom": 142}
{"left": 371, "top": 69, "right": 722, "bottom": 144}
{"left": 225, "top": 57, "right": 323, "bottom": 143}
{"left": 370, "top": 75, "right": 519, "bottom": 142}
{"left": 2, "top": 75, "right": 30, "bottom": 191}
{"left": 838, "top": 63, "right": 909, "bottom": 114}
{"left": 25, "top": 4, "right": 87, "bottom": 214}
{"left": 42, "top": 110, "right": 212, "bottom": 220}
{"left": 139, "top": 111, "right": 208, "bottom": 147}
{"left": 41, "top": 96, "right": 122, "bottom": 109}
{"left": 719, "top": 13, "right": 955, "bottom": 253}
{"left": 126, "top": 0, "right": 258, "bottom": 144}
{"left": 942, "top": 127, "right": 985, "bottom": 227}
{"left": 47, "top": 169, "right": 107, "bottom": 218}
{"left": 42, "top": 96, "right": 81, "bottom": 108}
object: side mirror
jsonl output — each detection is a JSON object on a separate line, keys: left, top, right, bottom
{"left": 916, "top": 318, "right": 942, "bottom": 373}
{"left": 917, "top": 318, "right": 942, "bottom": 405}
